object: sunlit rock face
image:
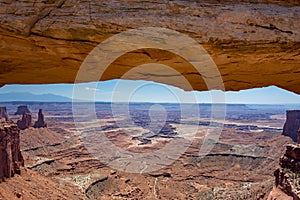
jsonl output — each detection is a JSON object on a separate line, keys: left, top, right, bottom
{"left": 0, "top": 0, "right": 299, "bottom": 93}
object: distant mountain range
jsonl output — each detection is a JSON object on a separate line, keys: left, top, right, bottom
{"left": 0, "top": 85, "right": 300, "bottom": 104}
{"left": 0, "top": 92, "right": 72, "bottom": 102}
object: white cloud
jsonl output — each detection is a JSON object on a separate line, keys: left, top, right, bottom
{"left": 85, "top": 87, "right": 100, "bottom": 91}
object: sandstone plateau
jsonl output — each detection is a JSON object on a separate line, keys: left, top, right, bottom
{"left": 0, "top": 0, "right": 299, "bottom": 93}
{"left": 14, "top": 105, "right": 31, "bottom": 115}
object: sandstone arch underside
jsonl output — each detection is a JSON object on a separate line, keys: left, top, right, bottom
{"left": 0, "top": 0, "right": 299, "bottom": 93}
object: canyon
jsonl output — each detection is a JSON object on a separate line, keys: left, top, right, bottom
{"left": 0, "top": 102, "right": 297, "bottom": 199}
{"left": 0, "top": 0, "right": 299, "bottom": 199}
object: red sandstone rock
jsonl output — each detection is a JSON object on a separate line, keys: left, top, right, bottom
{"left": 17, "top": 113, "right": 32, "bottom": 130}
{"left": 0, "top": 1, "right": 299, "bottom": 94}
{"left": 285, "top": 144, "right": 300, "bottom": 160}
{"left": 14, "top": 105, "right": 31, "bottom": 115}
{"left": 283, "top": 110, "right": 300, "bottom": 142}
{"left": 270, "top": 144, "right": 300, "bottom": 200}
{"left": 0, "top": 107, "right": 8, "bottom": 120}
{"left": 0, "top": 120, "right": 24, "bottom": 182}
{"left": 33, "top": 109, "right": 47, "bottom": 128}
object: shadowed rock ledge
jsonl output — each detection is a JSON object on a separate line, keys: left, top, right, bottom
{"left": 0, "top": 0, "right": 299, "bottom": 93}
{"left": 283, "top": 110, "right": 300, "bottom": 142}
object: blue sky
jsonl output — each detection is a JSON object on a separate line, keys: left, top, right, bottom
{"left": 0, "top": 79, "right": 299, "bottom": 104}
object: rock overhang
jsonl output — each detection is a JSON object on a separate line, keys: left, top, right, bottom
{"left": 0, "top": 0, "right": 299, "bottom": 93}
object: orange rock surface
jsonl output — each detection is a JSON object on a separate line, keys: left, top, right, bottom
{"left": 0, "top": 0, "right": 299, "bottom": 93}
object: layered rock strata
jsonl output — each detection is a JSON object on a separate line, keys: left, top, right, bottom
{"left": 0, "top": 120, "right": 24, "bottom": 182}
{"left": 0, "top": 0, "right": 299, "bottom": 93}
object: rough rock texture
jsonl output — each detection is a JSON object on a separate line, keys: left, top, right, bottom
{"left": 33, "top": 109, "right": 47, "bottom": 128}
{"left": 20, "top": 127, "right": 65, "bottom": 153}
{"left": 14, "top": 105, "right": 31, "bottom": 115}
{"left": 0, "top": 107, "right": 8, "bottom": 120}
{"left": 17, "top": 113, "right": 32, "bottom": 130}
{"left": 0, "top": 168, "right": 84, "bottom": 199}
{"left": 268, "top": 186, "right": 293, "bottom": 200}
{"left": 0, "top": 120, "right": 24, "bottom": 182}
{"left": 280, "top": 145, "right": 300, "bottom": 175}
{"left": 268, "top": 144, "right": 300, "bottom": 200}
{"left": 298, "top": 129, "right": 300, "bottom": 144}
{"left": 0, "top": 1, "right": 299, "bottom": 93}
{"left": 283, "top": 110, "right": 300, "bottom": 142}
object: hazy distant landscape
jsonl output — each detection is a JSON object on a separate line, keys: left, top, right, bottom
{"left": 1, "top": 82, "right": 300, "bottom": 104}
{"left": 0, "top": 100, "right": 296, "bottom": 199}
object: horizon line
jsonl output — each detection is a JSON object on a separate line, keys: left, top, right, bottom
{"left": 0, "top": 100, "right": 299, "bottom": 106}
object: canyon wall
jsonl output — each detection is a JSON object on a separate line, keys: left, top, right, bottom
{"left": 0, "top": 107, "right": 8, "bottom": 120}
{"left": 269, "top": 144, "right": 300, "bottom": 200}
{"left": 0, "top": 0, "right": 299, "bottom": 93}
{"left": 283, "top": 110, "right": 300, "bottom": 142}
{"left": 0, "top": 120, "right": 24, "bottom": 182}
